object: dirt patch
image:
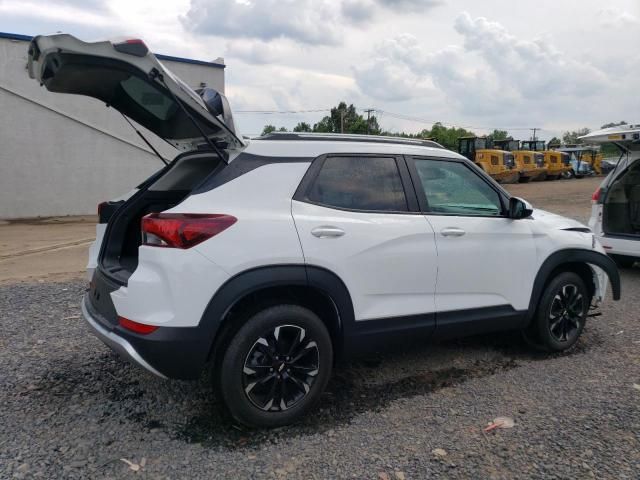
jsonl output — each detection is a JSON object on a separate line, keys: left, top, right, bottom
{"left": 0, "top": 216, "right": 96, "bottom": 284}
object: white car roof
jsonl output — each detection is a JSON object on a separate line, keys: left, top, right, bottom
{"left": 240, "top": 135, "right": 465, "bottom": 160}
{"left": 580, "top": 125, "right": 640, "bottom": 145}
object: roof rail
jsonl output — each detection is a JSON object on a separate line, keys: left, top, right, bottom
{"left": 255, "top": 132, "right": 444, "bottom": 149}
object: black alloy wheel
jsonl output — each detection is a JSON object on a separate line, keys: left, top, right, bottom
{"left": 242, "top": 324, "right": 320, "bottom": 412}
{"left": 217, "top": 304, "right": 333, "bottom": 428}
{"left": 526, "top": 271, "right": 590, "bottom": 352}
{"left": 547, "top": 283, "right": 585, "bottom": 343}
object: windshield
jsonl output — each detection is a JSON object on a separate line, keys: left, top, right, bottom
{"left": 474, "top": 138, "right": 488, "bottom": 149}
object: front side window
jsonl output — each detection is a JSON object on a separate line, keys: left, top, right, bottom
{"left": 306, "top": 156, "right": 408, "bottom": 212}
{"left": 413, "top": 159, "right": 503, "bottom": 216}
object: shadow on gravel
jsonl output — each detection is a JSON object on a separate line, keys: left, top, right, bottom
{"left": 175, "top": 353, "right": 521, "bottom": 450}
{"left": 449, "top": 328, "right": 602, "bottom": 361}
{"left": 25, "top": 327, "right": 600, "bottom": 452}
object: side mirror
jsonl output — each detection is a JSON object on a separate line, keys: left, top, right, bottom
{"left": 509, "top": 197, "right": 533, "bottom": 219}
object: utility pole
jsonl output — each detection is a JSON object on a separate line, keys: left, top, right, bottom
{"left": 340, "top": 109, "right": 345, "bottom": 134}
{"left": 364, "top": 108, "right": 375, "bottom": 134}
{"left": 530, "top": 127, "right": 540, "bottom": 142}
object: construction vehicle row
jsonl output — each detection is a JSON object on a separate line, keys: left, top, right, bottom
{"left": 457, "top": 136, "right": 602, "bottom": 183}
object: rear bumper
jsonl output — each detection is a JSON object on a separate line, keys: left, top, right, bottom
{"left": 82, "top": 295, "right": 167, "bottom": 378}
{"left": 82, "top": 293, "right": 211, "bottom": 379}
{"left": 599, "top": 234, "right": 640, "bottom": 258}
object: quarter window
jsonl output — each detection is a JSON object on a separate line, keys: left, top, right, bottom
{"left": 306, "top": 156, "right": 408, "bottom": 212}
{"left": 413, "top": 160, "right": 503, "bottom": 216}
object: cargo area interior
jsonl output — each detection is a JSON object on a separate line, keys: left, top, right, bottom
{"left": 100, "top": 153, "right": 224, "bottom": 283}
{"left": 603, "top": 159, "right": 640, "bottom": 237}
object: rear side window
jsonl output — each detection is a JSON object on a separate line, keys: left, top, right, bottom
{"left": 306, "top": 156, "right": 408, "bottom": 212}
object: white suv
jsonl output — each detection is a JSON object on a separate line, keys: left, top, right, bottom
{"left": 28, "top": 34, "right": 621, "bottom": 427}
{"left": 585, "top": 125, "right": 640, "bottom": 268}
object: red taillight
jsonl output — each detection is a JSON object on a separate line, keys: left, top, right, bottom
{"left": 141, "top": 213, "right": 237, "bottom": 249}
{"left": 591, "top": 188, "right": 601, "bottom": 203}
{"left": 118, "top": 316, "right": 159, "bottom": 335}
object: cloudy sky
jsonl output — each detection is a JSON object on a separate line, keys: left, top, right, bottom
{"left": 2, "top": 0, "right": 638, "bottom": 139}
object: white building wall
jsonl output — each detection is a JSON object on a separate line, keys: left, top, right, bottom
{"left": 0, "top": 35, "right": 225, "bottom": 219}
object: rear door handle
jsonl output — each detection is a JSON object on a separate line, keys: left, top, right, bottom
{"left": 311, "top": 226, "right": 345, "bottom": 238}
{"left": 440, "top": 227, "right": 466, "bottom": 237}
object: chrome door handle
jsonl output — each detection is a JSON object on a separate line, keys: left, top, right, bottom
{"left": 440, "top": 227, "right": 466, "bottom": 237}
{"left": 311, "top": 226, "right": 345, "bottom": 238}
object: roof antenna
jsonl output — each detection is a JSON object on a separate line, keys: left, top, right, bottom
{"left": 150, "top": 68, "right": 228, "bottom": 164}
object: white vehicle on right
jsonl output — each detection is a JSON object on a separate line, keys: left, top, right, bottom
{"left": 587, "top": 125, "right": 640, "bottom": 268}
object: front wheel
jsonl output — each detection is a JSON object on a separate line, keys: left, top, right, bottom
{"left": 528, "top": 272, "right": 589, "bottom": 352}
{"left": 217, "top": 305, "right": 333, "bottom": 428}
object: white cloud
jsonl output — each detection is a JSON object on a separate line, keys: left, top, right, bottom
{"left": 453, "top": 12, "right": 607, "bottom": 98}
{"left": 225, "top": 39, "right": 291, "bottom": 65}
{"left": 355, "top": 12, "right": 609, "bottom": 119}
{"left": 353, "top": 34, "right": 437, "bottom": 101}
{"left": 182, "top": 0, "right": 345, "bottom": 46}
{"left": 341, "top": 0, "right": 377, "bottom": 24}
{"left": 0, "top": 0, "right": 115, "bottom": 29}
{"left": 376, "top": 0, "right": 444, "bottom": 12}
{"left": 182, "top": 0, "right": 444, "bottom": 47}
{"left": 598, "top": 8, "right": 639, "bottom": 27}
{"left": 1, "top": 0, "right": 637, "bottom": 136}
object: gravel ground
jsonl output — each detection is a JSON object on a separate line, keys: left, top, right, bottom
{"left": 2, "top": 179, "right": 639, "bottom": 479}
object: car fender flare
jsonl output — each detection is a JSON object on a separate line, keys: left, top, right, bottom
{"left": 198, "top": 264, "right": 355, "bottom": 349}
{"left": 527, "top": 249, "right": 621, "bottom": 320}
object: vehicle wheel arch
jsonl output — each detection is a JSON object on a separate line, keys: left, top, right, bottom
{"left": 200, "top": 265, "right": 355, "bottom": 368}
{"left": 527, "top": 249, "right": 621, "bottom": 322}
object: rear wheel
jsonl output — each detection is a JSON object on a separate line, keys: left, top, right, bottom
{"left": 611, "top": 254, "right": 636, "bottom": 269}
{"left": 528, "top": 272, "right": 589, "bottom": 352}
{"left": 217, "top": 305, "right": 333, "bottom": 428}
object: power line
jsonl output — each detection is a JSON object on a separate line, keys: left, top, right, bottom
{"left": 234, "top": 108, "right": 331, "bottom": 114}
{"left": 233, "top": 105, "right": 551, "bottom": 133}
{"left": 375, "top": 109, "right": 545, "bottom": 132}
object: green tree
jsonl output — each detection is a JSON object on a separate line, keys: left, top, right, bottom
{"left": 562, "top": 128, "right": 590, "bottom": 145}
{"left": 312, "top": 102, "right": 381, "bottom": 135}
{"left": 261, "top": 125, "right": 287, "bottom": 135}
{"left": 293, "top": 122, "right": 312, "bottom": 132}
{"left": 601, "top": 121, "right": 627, "bottom": 129}
{"left": 261, "top": 124, "right": 277, "bottom": 135}
{"left": 487, "top": 129, "right": 509, "bottom": 142}
{"left": 547, "top": 136, "right": 561, "bottom": 148}
{"left": 427, "top": 122, "right": 476, "bottom": 150}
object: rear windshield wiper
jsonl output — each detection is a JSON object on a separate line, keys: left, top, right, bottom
{"left": 120, "top": 113, "right": 168, "bottom": 166}
{"left": 150, "top": 68, "right": 228, "bottom": 165}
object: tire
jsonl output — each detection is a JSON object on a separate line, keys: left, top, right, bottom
{"left": 611, "top": 254, "right": 636, "bottom": 269}
{"left": 217, "top": 304, "right": 333, "bottom": 428}
{"left": 530, "top": 272, "right": 589, "bottom": 352}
